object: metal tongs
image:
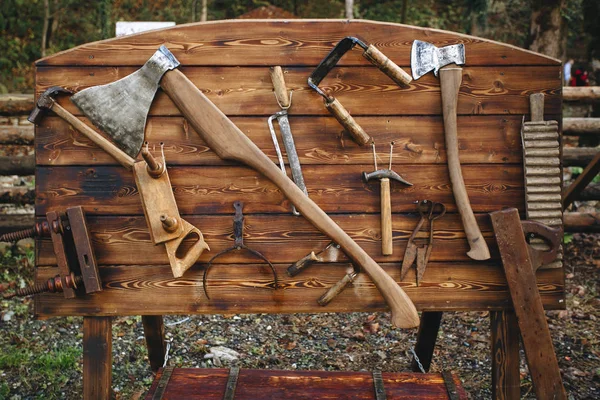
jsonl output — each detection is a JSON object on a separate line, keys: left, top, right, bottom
{"left": 268, "top": 66, "right": 309, "bottom": 215}
{"left": 202, "top": 201, "right": 278, "bottom": 299}
{"left": 308, "top": 37, "right": 413, "bottom": 146}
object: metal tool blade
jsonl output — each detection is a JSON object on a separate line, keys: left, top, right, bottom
{"left": 71, "top": 45, "right": 179, "bottom": 158}
{"left": 411, "top": 40, "right": 465, "bottom": 80}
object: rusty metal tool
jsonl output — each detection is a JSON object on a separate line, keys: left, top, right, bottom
{"left": 202, "top": 201, "right": 278, "bottom": 299}
{"left": 400, "top": 200, "right": 446, "bottom": 286}
{"left": 268, "top": 66, "right": 308, "bottom": 216}
{"left": 1, "top": 206, "right": 102, "bottom": 299}
{"left": 29, "top": 86, "right": 209, "bottom": 278}
{"left": 286, "top": 242, "right": 360, "bottom": 306}
{"left": 65, "top": 45, "right": 419, "bottom": 328}
{"left": 490, "top": 208, "right": 566, "bottom": 399}
{"left": 363, "top": 142, "right": 412, "bottom": 255}
{"left": 308, "top": 37, "right": 412, "bottom": 146}
{"left": 411, "top": 40, "right": 490, "bottom": 261}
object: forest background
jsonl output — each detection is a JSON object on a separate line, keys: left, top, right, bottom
{"left": 0, "top": 0, "right": 599, "bottom": 93}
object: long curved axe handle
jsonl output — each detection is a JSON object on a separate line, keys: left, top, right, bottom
{"left": 159, "top": 67, "right": 419, "bottom": 329}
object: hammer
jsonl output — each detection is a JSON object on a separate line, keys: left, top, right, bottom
{"left": 363, "top": 142, "right": 412, "bottom": 255}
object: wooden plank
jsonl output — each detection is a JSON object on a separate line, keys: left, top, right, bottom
{"left": 563, "top": 147, "right": 598, "bottom": 167}
{"left": 142, "top": 316, "right": 166, "bottom": 373}
{"left": 35, "top": 115, "right": 528, "bottom": 167}
{"left": 0, "top": 155, "right": 35, "bottom": 175}
{"left": 83, "top": 316, "right": 112, "bottom": 400}
{"left": 36, "top": 66, "right": 562, "bottom": 117}
{"left": 563, "top": 86, "right": 600, "bottom": 102}
{"left": 0, "top": 94, "right": 34, "bottom": 115}
{"left": 37, "top": 214, "right": 500, "bottom": 265}
{"left": 563, "top": 117, "right": 600, "bottom": 135}
{"left": 145, "top": 368, "right": 468, "bottom": 400}
{"left": 0, "top": 213, "right": 34, "bottom": 235}
{"left": 34, "top": 262, "right": 565, "bottom": 317}
{"left": 490, "top": 310, "right": 520, "bottom": 400}
{"left": 0, "top": 186, "right": 35, "bottom": 204}
{"left": 36, "top": 20, "right": 559, "bottom": 67}
{"left": 564, "top": 212, "right": 600, "bottom": 232}
{"left": 491, "top": 208, "right": 567, "bottom": 399}
{"left": 562, "top": 151, "right": 600, "bottom": 209}
{"left": 0, "top": 124, "right": 34, "bottom": 144}
{"left": 35, "top": 164, "right": 525, "bottom": 216}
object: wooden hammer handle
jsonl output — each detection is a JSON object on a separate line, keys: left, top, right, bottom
{"left": 380, "top": 178, "right": 393, "bottom": 255}
{"left": 440, "top": 66, "right": 490, "bottom": 260}
{"left": 161, "top": 69, "right": 419, "bottom": 328}
{"left": 51, "top": 102, "right": 135, "bottom": 169}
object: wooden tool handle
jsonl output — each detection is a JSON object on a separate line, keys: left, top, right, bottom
{"left": 317, "top": 272, "right": 355, "bottom": 306}
{"left": 362, "top": 45, "right": 412, "bottom": 87}
{"left": 52, "top": 102, "right": 135, "bottom": 169}
{"left": 287, "top": 251, "right": 318, "bottom": 277}
{"left": 380, "top": 178, "right": 393, "bottom": 255}
{"left": 439, "top": 66, "right": 490, "bottom": 261}
{"left": 165, "top": 219, "right": 210, "bottom": 278}
{"left": 269, "top": 66, "right": 290, "bottom": 108}
{"left": 325, "top": 97, "right": 372, "bottom": 146}
{"left": 161, "top": 69, "right": 419, "bottom": 328}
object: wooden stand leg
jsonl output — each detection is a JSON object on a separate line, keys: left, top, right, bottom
{"left": 411, "top": 311, "right": 443, "bottom": 372}
{"left": 83, "top": 316, "right": 112, "bottom": 400}
{"left": 142, "top": 315, "right": 167, "bottom": 372}
{"left": 491, "top": 310, "right": 520, "bottom": 400}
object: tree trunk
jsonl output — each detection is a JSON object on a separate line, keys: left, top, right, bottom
{"left": 529, "top": 0, "right": 566, "bottom": 59}
{"left": 41, "top": 0, "right": 49, "bottom": 57}
{"left": 345, "top": 0, "right": 354, "bottom": 19}
{"left": 201, "top": 0, "right": 208, "bottom": 22}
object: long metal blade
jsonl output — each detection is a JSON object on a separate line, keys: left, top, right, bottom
{"left": 71, "top": 46, "right": 179, "bottom": 158}
{"left": 276, "top": 112, "right": 309, "bottom": 198}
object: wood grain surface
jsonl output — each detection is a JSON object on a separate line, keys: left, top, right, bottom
{"left": 36, "top": 20, "right": 559, "bottom": 67}
{"left": 143, "top": 367, "right": 469, "bottom": 400}
{"left": 34, "top": 19, "right": 563, "bottom": 317}
{"left": 34, "top": 262, "right": 563, "bottom": 317}
{"left": 36, "top": 66, "right": 561, "bottom": 116}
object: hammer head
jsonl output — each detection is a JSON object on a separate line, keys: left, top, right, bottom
{"left": 363, "top": 169, "right": 412, "bottom": 186}
{"left": 411, "top": 40, "right": 465, "bottom": 80}
{"left": 28, "top": 86, "right": 73, "bottom": 124}
{"left": 70, "top": 45, "right": 180, "bottom": 158}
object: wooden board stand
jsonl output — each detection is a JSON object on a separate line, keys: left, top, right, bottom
{"left": 31, "top": 20, "right": 564, "bottom": 399}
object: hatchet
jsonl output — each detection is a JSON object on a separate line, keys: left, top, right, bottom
{"left": 411, "top": 40, "right": 490, "bottom": 261}
{"left": 70, "top": 46, "right": 419, "bottom": 329}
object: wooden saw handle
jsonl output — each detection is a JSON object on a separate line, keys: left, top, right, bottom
{"left": 325, "top": 97, "right": 372, "bottom": 146}
{"left": 380, "top": 178, "right": 393, "bottom": 255}
{"left": 160, "top": 69, "right": 419, "bottom": 328}
{"left": 362, "top": 45, "right": 412, "bottom": 87}
{"left": 439, "top": 66, "right": 490, "bottom": 261}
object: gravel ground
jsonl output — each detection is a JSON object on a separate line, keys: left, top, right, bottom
{"left": 1, "top": 233, "right": 599, "bottom": 399}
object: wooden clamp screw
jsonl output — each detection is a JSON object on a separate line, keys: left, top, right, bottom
{"left": 160, "top": 215, "right": 179, "bottom": 233}
{"left": 141, "top": 142, "right": 166, "bottom": 178}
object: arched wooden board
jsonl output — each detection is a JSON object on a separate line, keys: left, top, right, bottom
{"left": 34, "top": 19, "right": 563, "bottom": 318}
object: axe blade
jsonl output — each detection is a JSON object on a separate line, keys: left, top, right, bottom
{"left": 71, "top": 46, "right": 180, "bottom": 158}
{"left": 411, "top": 40, "right": 465, "bottom": 80}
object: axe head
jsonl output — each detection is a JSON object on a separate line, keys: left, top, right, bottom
{"left": 71, "top": 46, "right": 180, "bottom": 158}
{"left": 410, "top": 40, "right": 465, "bottom": 80}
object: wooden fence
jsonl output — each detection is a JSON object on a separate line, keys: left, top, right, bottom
{"left": 0, "top": 89, "right": 598, "bottom": 234}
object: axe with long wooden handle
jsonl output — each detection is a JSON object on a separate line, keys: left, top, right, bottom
{"left": 411, "top": 41, "right": 490, "bottom": 261}
{"left": 71, "top": 46, "right": 419, "bottom": 328}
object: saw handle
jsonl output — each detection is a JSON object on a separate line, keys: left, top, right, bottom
{"left": 380, "top": 178, "right": 393, "bottom": 255}
{"left": 269, "top": 66, "right": 290, "bottom": 108}
{"left": 325, "top": 97, "right": 372, "bottom": 146}
{"left": 160, "top": 68, "right": 419, "bottom": 328}
{"left": 317, "top": 272, "right": 356, "bottom": 306}
{"left": 287, "top": 251, "right": 318, "bottom": 277}
{"left": 165, "top": 219, "right": 210, "bottom": 278}
{"left": 362, "top": 45, "right": 412, "bottom": 87}
{"left": 440, "top": 66, "right": 490, "bottom": 261}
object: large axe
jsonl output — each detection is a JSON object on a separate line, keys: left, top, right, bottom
{"left": 70, "top": 46, "right": 419, "bottom": 329}
{"left": 411, "top": 40, "right": 490, "bottom": 261}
